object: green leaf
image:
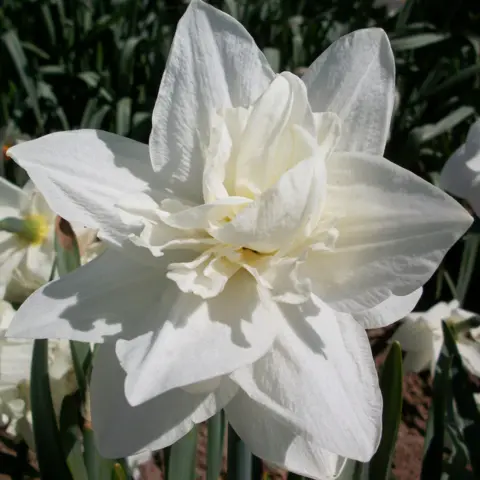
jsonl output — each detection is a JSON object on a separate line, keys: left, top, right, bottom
{"left": 456, "top": 235, "right": 479, "bottom": 305}
{"left": 390, "top": 33, "right": 449, "bottom": 51}
{"left": 83, "top": 426, "right": 116, "bottom": 480}
{"left": 422, "top": 63, "right": 480, "bottom": 99}
{"left": 395, "top": 0, "right": 416, "bottom": 31}
{"left": 115, "top": 97, "right": 132, "bottom": 136}
{"left": 207, "top": 412, "right": 226, "bottom": 480}
{"left": 441, "top": 322, "right": 480, "bottom": 477}
{"left": 167, "top": 426, "right": 198, "bottom": 480}
{"left": 408, "top": 106, "right": 475, "bottom": 145}
{"left": 88, "top": 105, "right": 111, "bottom": 129}
{"left": 369, "top": 342, "right": 403, "bottom": 480}
{"left": 30, "top": 340, "right": 73, "bottom": 480}
{"left": 118, "top": 36, "right": 144, "bottom": 95}
{"left": 421, "top": 332, "right": 452, "bottom": 480}
{"left": 59, "top": 394, "right": 88, "bottom": 480}
{"left": 2, "top": 30, "right": 43, "bottom": 131}
{"left": 112, "top": 462, "right": 128, "bottom": 480}
{"left": 227, "top": 424, "right": 252, "bottom": 480}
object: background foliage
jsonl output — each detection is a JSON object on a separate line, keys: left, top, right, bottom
{"left": 1, "top": 0, "right": 480, "bottom": 479}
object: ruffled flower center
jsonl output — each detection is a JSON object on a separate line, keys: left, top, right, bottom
{"left": 121, "top": 73, "right": 341, "bottom": 300}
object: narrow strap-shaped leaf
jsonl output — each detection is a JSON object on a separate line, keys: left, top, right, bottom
{"left": 252, "top": 454, "right": 263, "bottom": 479}
{"left": 59, "top": 394, "right": 88, "bottom": 480}
{"left": 441, "top": 321, "right": 480, "bottom": 477}
{"left": 83, "top": 426, "right": 116, "bottom": 480}
{"left": 167, "top": 425, "right": 198, "bottom": 480}
{"left": 456, "top": 234, "right": 479, "bottom": 305}
{"left": 227, "top": 424, "right": 252, "bottom": 480}
{"left": 1, "top": 30, "right": 43, "bottom": 131}
{"left": 421, "top": 327, "right": 452, "bottom": 479}
{"left": 207, "top": 411, "right": 226, "bottom": 480}
{"left": 30, "top": 339, "right": 73, "bottom": 480}
{"left": 111, "top": 462, "right": 128, "bottom": 480}
{"left": 369, "top": 342, "right": 403, "bottom": 480}
{"left": 395, "top": 0, "right": 416, "bottom": 32}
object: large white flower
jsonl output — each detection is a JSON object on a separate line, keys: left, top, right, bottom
{"left": 391, "top": 300, "right": 480, "bottom": 377}
{"left": 0, "top": 300, "right": 77, "bottom": 450}
{"left": 5, "top": 1, "right": 472, "bottom": 478}
{"left": 440, "top": 118, "right": 480, "bottom": 216}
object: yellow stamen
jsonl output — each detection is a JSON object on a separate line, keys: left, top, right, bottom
{"left": 16, "top": 214, "right": 49, "bottom": 245}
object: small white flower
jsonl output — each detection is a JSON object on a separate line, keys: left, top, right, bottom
{"left": 0, "top": 180, "right": 56, "bottom": 302}
{"left": 440, "top": 118, "right": 480, "bottom": 216}
{"left": 0, "top": 300, "right": 77, "bottom": 449}
{"left": 391, "top": 300, "right": 480, "bottom": 377}
{"left": 0, "top": 178, "right": 102, "bottom": 302}
{"left": 5, "top": 1, "right": 472, "bottom": 478}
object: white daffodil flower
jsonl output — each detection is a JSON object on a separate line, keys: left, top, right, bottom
{"left": 5, "top": 1, "right": 472, "bottom": 478}
{"left": 0, "top": 300, "right": 77, "bottom": 449}
{"left": 0, "top": 179, "right": 56, "bottom": 301}
{"left": 0, "top": 178, "right": 103, "bottom": 302}
{"left": 440, "top": 118, "right": 480, "bottom": 216}
{"left": 391, "top": 300, "right": 480, "bottom": 377}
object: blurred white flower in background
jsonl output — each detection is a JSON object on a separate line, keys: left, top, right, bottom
{"left": 0, "top": 178, "right": 104, "bottom": 302}
{"left": 0, "top": 179, "right": 56, "bottom": 302}
{"left": 440, "top": 118, "right": 480, "bottom": 216}
{"left": 5, "top": 0, "right": 472, "bottom": 478}
{"left": 391, "top": 300, "right": 480, "bottom": 377}
{"left": 0, "top": 299, "right": 77, "bottom": 449}
{"left": 373, "top": 0, "right": 405, "bottom": 17}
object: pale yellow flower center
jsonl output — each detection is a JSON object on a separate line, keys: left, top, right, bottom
{"left": 16, "top": 214, "right": 49, "bottom": 245}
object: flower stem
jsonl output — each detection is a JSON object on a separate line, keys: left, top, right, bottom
{"left": 227, "top": 423, "right": 251, "bottom": 480}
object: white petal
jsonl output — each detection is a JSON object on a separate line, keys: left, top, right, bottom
{"left": 421, "top": 301, "right": 455, "bottom": 329}
{"left": 0, "top": 300, "right": 15, "bottom": 331}
{"left": 303, "top": 152, "right": 472, "bottom": 314}
{"left": 230, "top": 300, "right": 382, "bottom": 461}
{"left": 119, "top": 270, "right": 279, "bottom": 406}
{"left": 439, "top": 143, "right": 477, "bottom": 202}
{"left": 91, "top": 342, "right": 237, "bottom": 458}
{"left": 457, "top": 341, "right": 480, "bottom": 377}
{"left": 0, "top": 337, "right": 32, "bottom": 388}
{"left": 402, "top": 350, "right": 432, "bottom": 374}
{"left": 213, "top": 150, "right": 327, "bottom": 254}
{"left": 7, "top": 248, "right": 166, "bottom": 343}
{"left": 7, "top": 130, "right": 154, "bottom": 247}
{"left": 303, "top": 29, "right": 395, "bottom": 155}
{"left": 0, "top": 237, "right": 24, "bottom": 298}
{"left": 234, "top": 72, "right": 315, "bottom": 196}
{"left": 149, "top": 0, "right": 274, "bottom": 202}
{"left": 0, "top": 177, "right": 24, "bottom": 218}
{"left": 354, "top": 288, "right": 422, "bottom": 329}
{"left": 390, "top": 318, "right": 434, "bottom": 352}
{"left": 226, "top": 389, "right": 346, "bottom": 480}
{"left": 440, "top": 119, "right": 480, "bottom": 214}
